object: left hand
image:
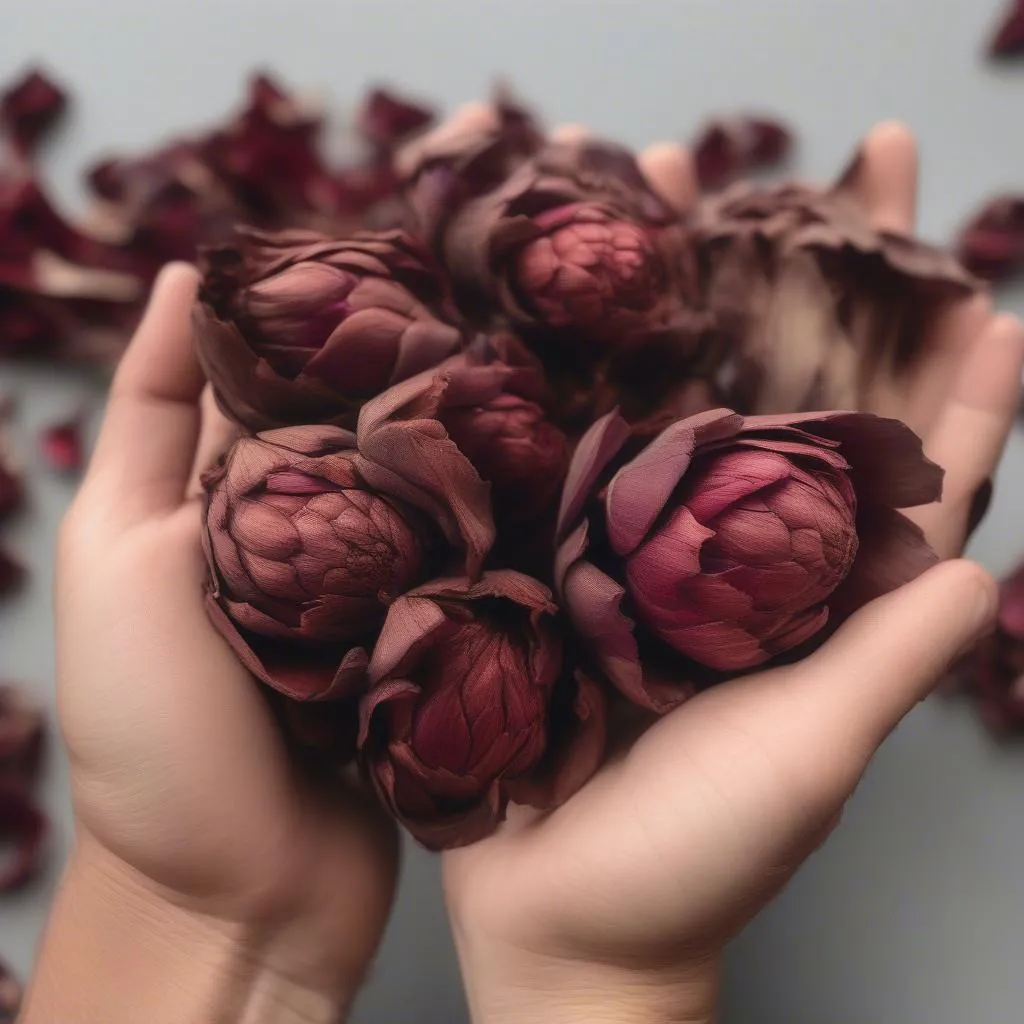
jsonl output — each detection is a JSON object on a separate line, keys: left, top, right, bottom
{"left": 25, "top": 265, "right": 399, "bottom": 1024}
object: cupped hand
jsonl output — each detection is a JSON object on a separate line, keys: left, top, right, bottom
{"left": 55, "top": 264, "right": 398, "bottom": 1004}
{"left": 441, "top": 123, "right": 1024, "bottom": 1024}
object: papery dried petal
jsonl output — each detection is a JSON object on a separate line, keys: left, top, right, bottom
{"left": 39, "top": 413, "right": 86, "bottom": 473}
{"left": 693, "top": 115, "right": 794, "bottom": 190}
{"left": 955, "top": 196, "right": 1024, "bottom": 281}
{"left": 0, "top": 68, "right": 66, "bottom": 155}
{"left": 0, "top": 783, "right": 47, "bottom": 891}
{"left": 990, "top": 1, "right": 1024, "bottom": 57}
{"left": 0, "top": 685, "right": 45, "bottom": 786}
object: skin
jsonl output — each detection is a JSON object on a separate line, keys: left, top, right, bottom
{"left": 20, "top": 119, "right": 1024, "bottom": 1024}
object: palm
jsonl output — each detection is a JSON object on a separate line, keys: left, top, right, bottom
{"left": 444, "top": 124, "right": 1024, "bottom": 966}
{"left": 56, "top": 266, "right": 397, "bottom": 983}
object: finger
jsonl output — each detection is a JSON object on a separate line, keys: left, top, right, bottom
{"left": 792, "top": 560, "right": 996, "bottom": 761}
{"left": 186, "top": 386, "right": 242, "bottom": 500}
{"left": 394, "top": 101, "right": 498, "bottom": 179}
{"left": 908, "top": 312, "right": 1024, "bottom": 557}
{"left": 899, "top": 293, "right": 993, "bottom": 435}
{"left": 841, "top": 121, "right": 918, "bottom": 233}
{"left": 638, "top": 141, "right": 699, "bottom": 215}
{"left": 549, "top": 122, "right": 590, "bottom": 145}
{"left": 84, "top": 263, "right": 203, "bottom": 522}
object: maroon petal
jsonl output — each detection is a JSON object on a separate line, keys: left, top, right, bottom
{"left": 204, "top": 595, "right": 368, "bottom": 701}
{"left": 556, "top": 409, "right": 633, "bottom": 540}
{"left": 0, "top": 783, "right": 47, "bottom": 891}
{"left": 604, "top": 408, "right": 741, "bottom": 556}
{"left": 357, "top": 88, "right": 435, "bottom": 151}
{"left": 0, "top": 68, "right": 67, "bottom": 155}
{"left": 0, "top": 684, "right": 45, "bottom": 786}
{"left": 990, "top": 1, "right": 1024, "bottom": 57}
{"left": 39, "top": 414, "right": 87, "bottom": 474}
{"left": 955, "top": 196, "right": 1024, "bottom": 282}
{"left": 829, "top": 505, "right": 938, "bottom": 619}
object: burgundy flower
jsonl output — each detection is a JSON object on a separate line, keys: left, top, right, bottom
{"left": 693, "top": 174, "right": 979, "bottom": 415}
{"left": 990, "top": 1, "right": 1024, "bottom": 57}
{"left": 0, "top": 684, "right": 45, "bottom": 786}
{"left": 955, "top": 196, "right": 1024, "bottom": 282}
{"left": 556, "top": 408, "right": 941, "bottom": 712}
{"left": 359, "top": 571, "right": 606, "bottom": 849}
{"left": 434, "top": 141, "right": 686, "bottom": 344}
{"left": 966, "top": 559, "right": 1024, "bottom": 732}
{"left": 692, "top": 115, "right": 794, "bottom": 191}
{"left": 195, "top": 228, "right": 464, "bottom": 431}
{"left": 203, "top": 419, "right": 493, "bottom": 700}
{"left": 0, "top": 68, "right": 66, "bottom": 156}
{"left": 0, "top": 783, "right": 47, "bottom": 891}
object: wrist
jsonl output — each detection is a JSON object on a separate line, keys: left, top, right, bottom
{"left": 453, "top": 935, "right": 719, "bottom": 1024}
{"left": 22, "top": 834, "right": 353, "bottom": 1024}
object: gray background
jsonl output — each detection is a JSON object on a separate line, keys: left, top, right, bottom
{"left": 2, "top": 1, "right": 1024, "bottom": 1021}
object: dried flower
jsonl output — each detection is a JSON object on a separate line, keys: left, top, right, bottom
{"left": 0, "top": 446, "right": 22, "bottom": 523}
{"left": 955, "top": 196, "right": 1024, "bottom": 282}
{"left": 556, "top": 408, "right": 941, "bottom": 712}
{"left": 359, "top": 571, "right": 605, "bottom": 849}
{"left": 693, "top": 176, "right": 979, "bottom": 415}
{"left": 203, "top": 425, "right": 450, "bottom": 700}
{"left": 0, "top": 68, "right": 66, "bottom": 156}
{"left": 0, "top": 783, "right": 47, "bottom": 891}
{"left": 195, "top": 228, "right": 464, "bottom": 431}
{"left": 693, "top": 115, "right": 794, "bottom": 190}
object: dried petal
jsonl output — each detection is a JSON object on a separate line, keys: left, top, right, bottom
{"left": 0, "top": 547, "right": 25, "bottom": 598}
{"left": 0, "top": 68, "right": 66, "bottom": 155}
{"left": 693, "top": 115, "right": 794, "bottom": 190}
{"left": 990, "top": 1, "right": 1024, "bottom": 57}
{"left": 955, "top": 196, "right": 1024, "bottom": 282}
{"left": 0, "top": 783, "right": 47, "bottom": 891}
{"left": 357, "top": 88, "right": 434, "bottom": 151}
{"left": 693, "top": 179, "right": 979, "bottom": 414}
{"left": 0, "top": 685, "right": 45, "bottom": 786}
{"left": 39, "top": 413, "right": 86, "bottom": 473}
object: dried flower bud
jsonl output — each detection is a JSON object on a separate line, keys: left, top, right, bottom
{"left": 557, "top": 408, "right": 942, "bottom": 712}
{"left": 0, "top": 68, "right": 66, "bottom": 155}
{"left": 195, "top": 228, "right": 464, "bottom": 431}
{"left": 359, "top": 572, "right": 605, "bottom": 849}
{"left": 693, "top": 114, "right": 794, "bottom": 190}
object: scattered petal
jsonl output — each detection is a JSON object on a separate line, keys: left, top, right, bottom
{"left": 0, "top": 782, "right": 47, "bottom": 891}
{"left": 39, "top": 413, "right": 87, "bottom": 473}
{"left": 0, "top": 68, "right": 67, "bottom": 156}
{"left": 990, "top": 1, "right": 1024, "bottom": 58}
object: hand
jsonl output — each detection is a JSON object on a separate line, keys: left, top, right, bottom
{"left": 442, "top": 123, "right": 1024, "bottom": 1024}
{"left": 27, "top": 265, "right": 398, "bottom": 1023}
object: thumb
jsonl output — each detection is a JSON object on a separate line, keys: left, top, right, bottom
{"left": 792, "top": 559, "right": 997, "bottom": 754}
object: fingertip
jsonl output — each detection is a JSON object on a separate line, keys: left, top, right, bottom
{"left": 638, "top": 141, "right": 698, "bottom": 214}
{"left": 550, "top": 123, "right": 590, "bottom": 145}
{"left": 842, "top": 121, "right": 918, "bottom": 233}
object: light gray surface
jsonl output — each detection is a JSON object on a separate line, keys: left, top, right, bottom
{"left": 3, "top": 1, "right": 1024, "bottom": 1021}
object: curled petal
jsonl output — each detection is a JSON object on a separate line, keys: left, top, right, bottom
{"left": 0, "top": 783, "right": 47, "bottom": 892}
